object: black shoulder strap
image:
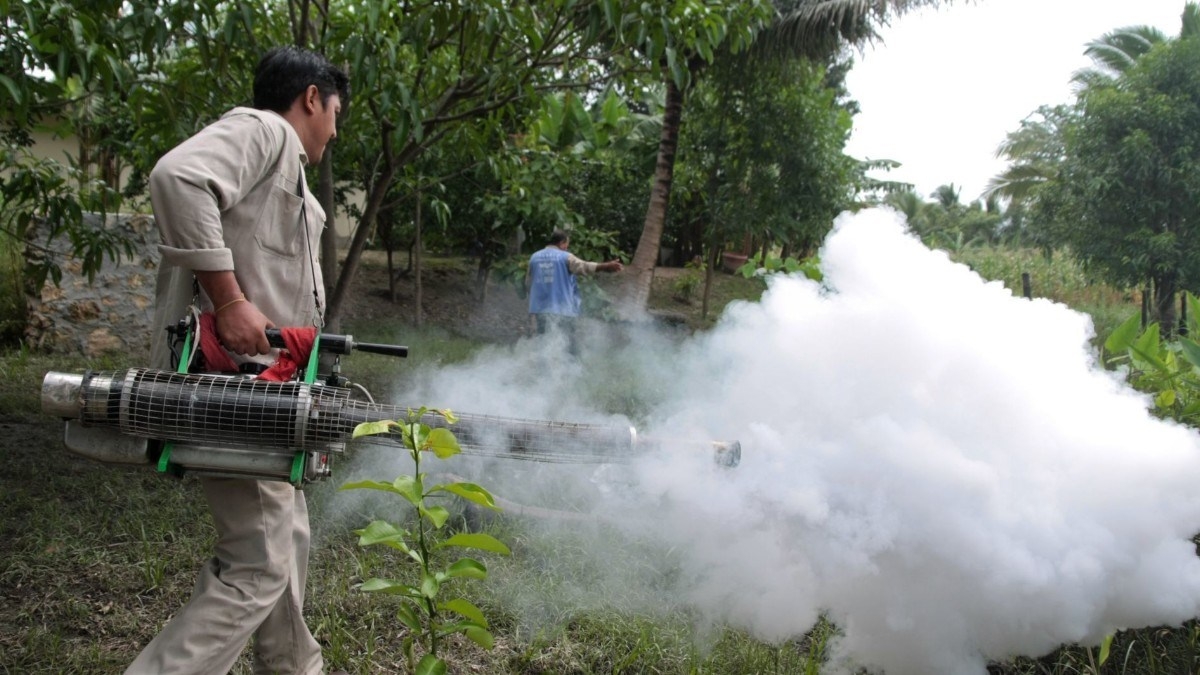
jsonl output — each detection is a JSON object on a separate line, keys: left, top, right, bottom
{"left": 297, "top": 170, "right": 324, "bottom": 327}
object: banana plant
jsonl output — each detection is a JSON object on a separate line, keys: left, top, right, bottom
{"left": 1104, "top": 292, "right": 1200, "bottom": 423}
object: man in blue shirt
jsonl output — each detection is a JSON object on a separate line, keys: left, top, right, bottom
{"left": 527, "top": 229, "right": 623, "bottom": 352}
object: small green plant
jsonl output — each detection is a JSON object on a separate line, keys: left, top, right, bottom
{"left": 343, "top": 408, "right": 510, "bottom": 674}
{"left": 671, "top": 257, "right": 705, "bottom": 303}
{"left": 737, "top": 254, "right": 823, "bottom": 283}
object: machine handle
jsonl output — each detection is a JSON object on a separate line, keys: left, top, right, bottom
{"left": 346, "top": 340, "right": 410, "bottom": 358}
{"left": 265, "top": 329, "right": 408, "bottom": 358}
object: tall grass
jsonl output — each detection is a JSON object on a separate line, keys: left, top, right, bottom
{"left": 952, "top": 246, "right": 1140, "bottom": 340}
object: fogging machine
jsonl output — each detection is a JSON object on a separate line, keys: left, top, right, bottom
{"left": 42, "top": 320, "right": 740, "bottom": 486}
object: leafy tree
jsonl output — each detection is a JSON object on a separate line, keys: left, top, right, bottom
{"left": 318, "top": 0, "right": 747, "bottom": 329}
{"left": 410, "top": 87, "right": 656, "bottom": 304}
{"left": 930, "top": 182, "right": 960, "bottom": 209}
{"left": 884, "top": 188, "right": 925, "bottom": 226}
{"left": 989, "top": 5, "right": 1200, "bottom": 256}
{"left": 608, "top": 0, "right": 775, "bottom": 312}
{"left": 1048, "top": 35, "right": 1200, "bottom": 332}
{"left": 673, "top": 54, "right": 855, "bottom": 317}
{"left": 1, "top": 0, "right": 273, "bottom": 287}
{"left": 556, "top": 88, "right": 664, "bottom": 256}
{"left": 616, "top": 0, "right": 950, "bottom": 313}
{"left": 985, "top": 105, "right": 1073, "bottom": 203}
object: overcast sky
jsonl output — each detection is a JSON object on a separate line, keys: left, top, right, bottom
{"left": 843, "top": 0, "right": 1188, "bottom": 203}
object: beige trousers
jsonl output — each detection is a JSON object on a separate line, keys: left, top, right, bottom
{"left": 126, "top": 477, "right": 324, "bottom": 675}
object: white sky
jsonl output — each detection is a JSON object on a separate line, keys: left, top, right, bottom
{"left": 844, "top": 0, "right": 1188, "bottom": 202}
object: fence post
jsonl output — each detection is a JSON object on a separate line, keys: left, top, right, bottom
{"left": 1180, "top": 293, "right": 1189, "bottom": 336}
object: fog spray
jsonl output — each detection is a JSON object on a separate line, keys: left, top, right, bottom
{"left": 339, "top": 208, "right": 1200, "bottom": 674}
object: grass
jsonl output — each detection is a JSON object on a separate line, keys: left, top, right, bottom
{"left": 7, "top": 344, "right": 1199, "bottom": 675}
{"left": 0, "top": 347, "right": 834, "bottom": 673}
{"left": 0, "top": 252, "right": 1187, "bottom": 674}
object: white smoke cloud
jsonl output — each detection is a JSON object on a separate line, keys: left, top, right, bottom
{"left": 341, "top": 208, "right": 1200, "bottom": 674}
{"left": 633, "top": 208, "right": 1200, "bottom": 673}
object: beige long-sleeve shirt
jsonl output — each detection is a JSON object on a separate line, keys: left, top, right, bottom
{"left": 148, "top": 107, "right": 326, "bottom": 369}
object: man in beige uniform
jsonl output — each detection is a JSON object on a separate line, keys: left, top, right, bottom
{"left": 127, "top": 46, "right": 349, "bottom": 675}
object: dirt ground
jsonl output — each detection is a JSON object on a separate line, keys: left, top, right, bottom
{"left": 339, "top": 251, "right": 695, "bottom": 344}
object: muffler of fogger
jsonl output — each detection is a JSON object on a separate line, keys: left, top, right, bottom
{"left": 42, "top": 368, "right": 354, "bottom": 483}
{"left": 42, "top": 368, "right": 740, "bottom": 484}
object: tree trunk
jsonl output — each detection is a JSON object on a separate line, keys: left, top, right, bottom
{"left": 324, "top": 164, "right": 397, "bottom": 332}
{"left": 318, "top": 148, "right": 338, "bottom": 304}
{"left": 1154, "top": 275, "right": 1178, "bottom": 337}
{"left": 1142, "top": 282, "right": 1151, "bottom": 329}
{"left": 619, "top": 76, "right": 684, "bottom": 315}
{"left": 414, "top": 188, "right": 424, "bottom": 327}
{"left": 476, "top": 264, "right": 490, "bottom": 303}
{"left": 387, "top": 248, "right": 397, "bottom": 303}
{"left": 1181, "top": 292, "right": 1189, "bottom": 337}
{"left": 701, "top": 240, "right": 720, "bottom": 321}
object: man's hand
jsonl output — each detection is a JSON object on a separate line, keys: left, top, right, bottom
{"left": 196, "top": 270, "right": 274, "bottom": 355}
{"left": 214, "top": 299, "right": 274, "bottom": 355}
{"left": 601, "top": 260, "right": 624, "bottom": 273}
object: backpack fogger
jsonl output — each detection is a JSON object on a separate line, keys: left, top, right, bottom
{"left": 41, "top": 316, "right": 740, "bottom": 486}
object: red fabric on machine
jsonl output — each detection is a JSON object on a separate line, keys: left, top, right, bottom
{"left": 198, "top": 314, "right": 317, "bottom": 381}
{"left": 198, "top": 313, "right": 240, "bottom": 373}
{"left": 258, "top": 326, "right": 318, "bottom": 382}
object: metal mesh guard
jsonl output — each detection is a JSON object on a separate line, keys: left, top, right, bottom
{"left": 71, "top": 369, "right": 683, "bottom": 464}
{"left": 82, "top": 368, "right": 352, "bottom": 451}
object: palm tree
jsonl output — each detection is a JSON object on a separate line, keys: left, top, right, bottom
{"left": 983, "top": 105, "right": 1073, "bottom": 204}
{"left": 617, "top": 0, "right": 949, "bottom": 314}
{"left": 931, "top": 183, "right": 961, "bottom": 209}
{"left": 884, "top": 189, "right": 926, "bottom": 231}
{"left": 1070, "top": 2, "right": 1199, "bottom": 89}
{"left": 987, "top": 4, "right": 1198, "bottom": 207}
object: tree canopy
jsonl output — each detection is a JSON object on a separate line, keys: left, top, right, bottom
{"left": 1049, "top": 34, "right": 1200, "bottom": 330}
{"left": 3, "top": 0, "right": 906, "bottom": 332}
{"left": 985, "top": 2, "right": 1200, "bottom": 330}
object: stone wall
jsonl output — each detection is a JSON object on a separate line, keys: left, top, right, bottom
{"left": 25, "top": 214, "right": 159, "bottom": 358}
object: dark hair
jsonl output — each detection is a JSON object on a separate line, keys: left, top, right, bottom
{"left": 549, "top": 229, "right": 570, "bottom": 246}
{"left": 253, "top": 46, "right": 350, "bottom": 113}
